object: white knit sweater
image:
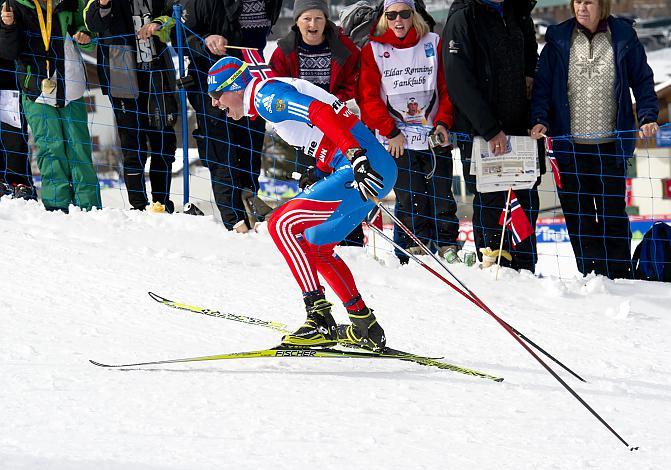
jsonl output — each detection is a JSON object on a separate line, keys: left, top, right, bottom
{"left": 567, "top": 27, "right": 617, "bottom": 143}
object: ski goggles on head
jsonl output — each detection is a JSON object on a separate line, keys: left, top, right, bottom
{"left": 384, "top": 10, "right": 413, "bottom": 20}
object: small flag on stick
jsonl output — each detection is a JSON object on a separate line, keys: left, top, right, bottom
{"left": 241, "top": 49, "right": 276, "bottom": 80}
{"left": 546, "top": 137, "right": 562, "bottom": 189}
{"left": 498, "top": 190, "right": 533, "bottom": 247}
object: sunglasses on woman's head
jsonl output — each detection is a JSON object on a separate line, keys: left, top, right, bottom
{"left": 385, "top": 10, "right": 413, "bottom": 20}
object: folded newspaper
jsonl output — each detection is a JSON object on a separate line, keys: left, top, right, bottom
{"left": 470, "top": 135, "right": 539, "bottom": 193}
{"left": 0, "top": 90, "right": 21, "bottom": 129}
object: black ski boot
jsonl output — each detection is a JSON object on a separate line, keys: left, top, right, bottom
{"left": 337, "top": 307, "right": 386, "bottom": 351}
{"left": 13, "top": 184, "right": 36, "bottom": 200}
{"left": 281, "top": 294, "right": 338, "bottom": 348}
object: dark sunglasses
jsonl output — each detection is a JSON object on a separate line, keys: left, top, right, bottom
{"left": 385, "top": 10, "right": 413, "bottom": 20}
{"left": 209, "top": 90, "right": 224, "bottom": 101}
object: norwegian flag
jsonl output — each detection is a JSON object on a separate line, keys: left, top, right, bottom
{"left": 370, "top": 209, "right": 383, "bottom": 231}
{"left": 241, "top": 48, "right": 276, "bottom": 80}
{"left": 498, "top": 190, "right": 534, "bottom": 247}
{"left": 546, "top": 136, "right": 563, "bottom": 189}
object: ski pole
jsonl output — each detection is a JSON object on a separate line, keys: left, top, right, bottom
{"left": 365, "top": 217, "right": 584, "bottom": 382}
{"left": 367, "top": 204, "right": 636, "bottom": 449}
{"left": 496, "top": 188, "right": 513, "bottom": 280}
{"left": 371, "top": 199, "right": 585, "bottom": 381}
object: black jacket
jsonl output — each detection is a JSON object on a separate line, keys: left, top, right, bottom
{"left": 0, "top": 0, "right": 93, "bottom": 106}
{"left": 442, "top": 0, "right": 537, "bottom": 139}
{"left": 174, "top": 0, "right": 282, "bottom": 86}
{"left": 84, "top": 0, "right": 171, "bottom": 97}
{"left": 177, "top": 0, "right": 282, "bottom": 45}
{"left": 0, "top": 58, "right": 18, "bottom": 90}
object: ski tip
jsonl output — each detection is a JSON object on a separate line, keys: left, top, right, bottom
{"left": 629, "top": 446, "right": 639, "bottom": 452}
{"left": 89, "top": 360, "right": 112, "bottom": 368}
{"left": 147, "top": 292, "right": 168, "bottom": 303}
{"left": 494, "top": 377, "right": 504, "bottom": 383}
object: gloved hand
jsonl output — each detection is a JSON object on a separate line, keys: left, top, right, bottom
{"left": 298, "top": 166, "right": 320, "bottom": 189}
{"left": 348, "top": 148, "right": 383, "bottom": 202}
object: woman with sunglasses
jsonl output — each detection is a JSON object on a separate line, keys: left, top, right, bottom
{"left": 358, "top": 0, "right": 460, "bottom": 265}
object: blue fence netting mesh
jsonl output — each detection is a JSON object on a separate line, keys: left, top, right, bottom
{"left": 0, "top": 4, "right": 669, "bottom": 280}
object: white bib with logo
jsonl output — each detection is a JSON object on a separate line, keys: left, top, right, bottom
{"left": 371, "top": 32, "right": 440, "bottom": 150}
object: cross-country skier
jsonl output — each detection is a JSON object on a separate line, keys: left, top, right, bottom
{"left": 207, "top": 56, "right": 397, "bottom": 351}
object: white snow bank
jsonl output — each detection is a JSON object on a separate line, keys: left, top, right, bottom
{"left": 1, "top": 198, "right": 670, "bottom": 469}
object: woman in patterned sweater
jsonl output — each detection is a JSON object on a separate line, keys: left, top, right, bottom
{"left": 530, "top": 0, "right": 659, "bottom": 279}
{"left": 270, "top": 0, "right": 360, "bottom": 103}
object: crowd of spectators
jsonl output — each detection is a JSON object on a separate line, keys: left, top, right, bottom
{"left": 0, "top": 0, "right": 661, "bottom": 279}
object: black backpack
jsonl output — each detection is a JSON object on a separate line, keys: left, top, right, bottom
{"left": 632, "top": 221, "right": 671, "bottom": 282}
{"left": 340, "top": 0, "right": 437, "bottom": 48}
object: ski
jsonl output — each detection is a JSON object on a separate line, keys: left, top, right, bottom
{"left": 90, "top": 345, "right": 503, "bottom": 381}
{"left": 148, "top": 292, "right": 289, "bottom": 332}
{"left": 146, "top": 292, "right": 503, "bottom": 381}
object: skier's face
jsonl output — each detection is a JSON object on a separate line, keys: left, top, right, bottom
{"left": 297, "top": 9, "right": 327, "bottom": 46}
{"left": 211, "top": 91, "right": 245, "bottom": 120}
{"left": 384, "top": 4, "right": 414, "bottom": 39}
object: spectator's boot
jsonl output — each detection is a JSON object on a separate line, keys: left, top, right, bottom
{"left": 149, "top": 200, "right": 174, "bottom": 214}
{"left": 0, "top": 182, "right": 13, "bottom": 198}
{"left": 439, "top": 245, "right": 461, "bottom": 264}
{"left": 337, "top": 307, "right": 386, "bottom": 352}
{"left": 13, "top": 184, "right": 37, "bottom": 200}
{"left": 479, "top": 247, "right": 512, "bottom": 268}
{"left": 233, "top": 220, "right": 250, "bottom": 233}
{"left": 124, "top": 170, "right": 149, "bottom": 210}
{"left": 149, "top": 201, "right": 167, "bottom": 213}
{"left": 241, "top": 187, "right": 274, "bottom": 226}
{"left": 281, "top": 294, "right": 337, "bottom": 348}
{"left": 150, "top": 164, "right": 174, "bottom": 213}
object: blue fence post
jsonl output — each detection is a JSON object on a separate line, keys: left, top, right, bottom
{"left": 173, "top": 4, "right": 190, "bottom": 206}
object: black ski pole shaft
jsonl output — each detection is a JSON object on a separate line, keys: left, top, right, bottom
{"left": 499, "top": 318, "right": 586, "bottom": 382}
{"left": 373, "top": 200, "right": 586, "bottom": 382}
{"left": 365, "top": 221, "right": 485, "bottom": 305}
{"left": 367, "top": 206, "right": 635, "bottom": 449}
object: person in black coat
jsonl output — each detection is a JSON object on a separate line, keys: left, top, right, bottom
{"left": 442, "top": 0, "right": 543, "bottom": 272}
{"left": 140, "top": 0, "right": 283, "bottom": 230}
{"left": 0, "top": 56, "right": 34, "bottom": 199}
{"left": 85, "top": 0, "right": 177, "bottom": 212}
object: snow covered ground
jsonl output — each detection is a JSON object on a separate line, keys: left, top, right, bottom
{"left": 2, "top": 197, "right": 670, "bottom": 469}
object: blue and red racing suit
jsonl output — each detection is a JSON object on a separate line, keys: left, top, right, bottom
{"left": 243, "top": 77, "right": 397, "bottom": 301}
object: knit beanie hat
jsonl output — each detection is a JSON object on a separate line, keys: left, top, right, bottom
{"left": 383, "top": 0, "right": 416, "bottom": 10}
{"left": 294, "top": 0, "right": 329, "bottom": 22}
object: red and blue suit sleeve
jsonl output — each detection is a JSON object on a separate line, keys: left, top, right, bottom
{"left": 254, "top": 81, "right": 361, "bottom": 158}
